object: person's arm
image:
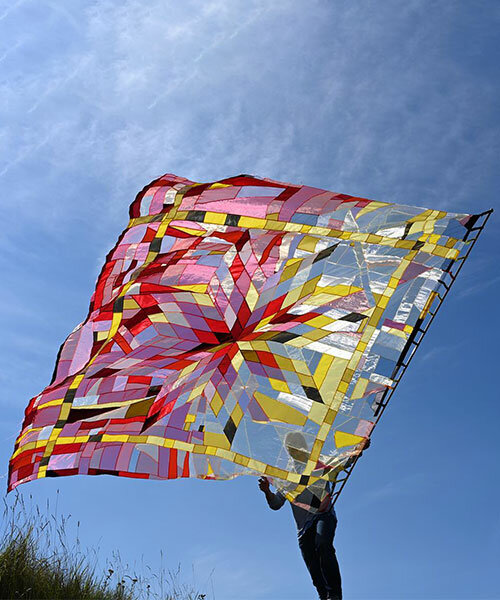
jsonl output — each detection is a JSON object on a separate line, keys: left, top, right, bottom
{"left": 343, "top": 437, "right": 371, "bottom": 469}
{"left": 258, "top": 476, "right": 286, "bottom": 510}
{"left": 313, "top": 437, "right": 371, "bottom": 475}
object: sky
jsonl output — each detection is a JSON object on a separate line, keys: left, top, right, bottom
{"left": 1, "top": 1, "right": 499, "bottom": 599}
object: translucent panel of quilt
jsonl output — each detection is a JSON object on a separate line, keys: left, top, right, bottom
{"left": 9, "top": 174, "right": 480, "bottom": 498}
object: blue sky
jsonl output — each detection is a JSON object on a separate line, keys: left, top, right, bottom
{"left": 1, "top": 1, "right": 499, "bottom": 598}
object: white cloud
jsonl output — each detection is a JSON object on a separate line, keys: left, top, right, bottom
{"left": 1, "top": 0, "right": 498, "bottom": 232}
{"left": 1, "top": 5, "right": 498, "bottom": 598}
{"left": 0, "top": 0, "right": 28, "bottom": 23}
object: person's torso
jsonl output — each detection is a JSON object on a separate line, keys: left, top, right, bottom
{"left": 289, "top": 479, "right": 335, "bottom": 535}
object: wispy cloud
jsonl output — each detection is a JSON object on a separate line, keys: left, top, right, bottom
{"left": 0, "top": 124, "right": 61, "bottom": 177}
{"left": 1, "top": 4, "right": 499, "bottom": 598}
{"left": 0, "top": 0, "right": 28, "bottom": 23}
{"left": 27, "top": 56, "right": 89, "bottom": 114}
{"left": 458, "top": 274, "right": 500, "bottom": 299}
{"left": 349, "top": 471, "right": 429, "bottom": 511}
{"left": 0, "top": 39, "right": 23, "bottom": 65}
{"left": 1, "top": 0, "right": 499, "bottom": 226}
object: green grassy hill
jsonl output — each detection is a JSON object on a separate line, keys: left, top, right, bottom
{"left": 0, "top": 495, "right": 205, "bottom": 600}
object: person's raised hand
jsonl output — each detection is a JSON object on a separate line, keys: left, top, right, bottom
{"left": 258, "top": 476, "right": 270, "bottom": 493}
{"left": 359, "top": 437, "right": 371, "bottom": 452}
{"left": 353, "top": 437, "right": 371, "bottom": 457}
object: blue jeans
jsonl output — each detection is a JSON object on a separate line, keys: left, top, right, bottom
{"left": 298, "top": 511, "right": 342, "bottom": 600}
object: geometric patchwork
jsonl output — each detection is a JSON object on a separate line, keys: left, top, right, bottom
{"left": 8, "top": 174, "right": 483, "bottom": 498}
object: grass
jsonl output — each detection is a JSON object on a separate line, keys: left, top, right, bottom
{"left": 0, "top": 493, "right": 207, "bottom": 600}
